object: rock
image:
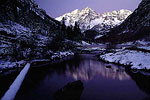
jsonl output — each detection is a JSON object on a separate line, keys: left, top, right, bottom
{"left": 142, "top": 97, "right": 150, "bottom": 100}
{"left": 53, "top": 80, "right": 84, "bottom": 100}
{"left": 106, "top": 65, "right": 112, "bottom": 69}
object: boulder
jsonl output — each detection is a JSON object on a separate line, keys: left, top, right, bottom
{"left": 53, "top": 80, "right": 84, "bottom": 100}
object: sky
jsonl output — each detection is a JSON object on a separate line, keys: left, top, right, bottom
{"left": 34, "top": 0, "right": 141, "bottom": 18}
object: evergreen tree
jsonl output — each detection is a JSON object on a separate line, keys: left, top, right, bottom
{"left": 67, "top": 25, "right": 73, "bottom": 39}
{"left": 61, "top": 17, "right": 66, "bottom": 32}
{"left": 73, "top": 22, "right": 82, "bottom": 41}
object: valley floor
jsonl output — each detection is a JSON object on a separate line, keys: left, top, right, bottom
{"left": 1, "top": 40, "right": 150, "bottom": 72}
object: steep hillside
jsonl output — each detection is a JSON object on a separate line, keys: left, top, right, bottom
{"left": 0, "top": 0, "right": 73, "bottom": 61}
{"left": 0, "top": 0, "right": 60, "bottom": 33}
{"left": 98, "top": 0, "right": 150, "bottom": 43}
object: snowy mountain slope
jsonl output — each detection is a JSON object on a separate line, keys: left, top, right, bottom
{"left": 0, "top": 0, "right": 72, "bottom": 61}
{"left": 56, "top": 7, "right": 132, "bottom": 32}
{"left": 98, "top": 0, "right": 150, "bottom": 43}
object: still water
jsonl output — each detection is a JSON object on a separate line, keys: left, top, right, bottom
{"left": 15, "top": 54, "right": 150, "bottom": 100}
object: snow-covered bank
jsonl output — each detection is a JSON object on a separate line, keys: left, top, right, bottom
{"left": 31, "top": 59, "right": 50, "bottom": 63}
{"left": 31, "top": 51, "right": 75, "bottom": 65}
{"left": 1, "top": 63, "right": 30, "bottom": 100}
{"left": 0, "top": 60, "right": 26, "bottom": 71}
{"left": 138, "top": 46, "right": 150, "bottom": 51}
{"left": 82, "top": 47, "right": 105, "bottom": 51}
{"left": 0, "top": 51, "right": 74, "bottom": 71}
{"left": 81, "top": 41, "right": 90, "bottom": 46}
{"left": 100, "top": 49, "right": 150, "bottom": 70}
{"left": 51, "top": 51, "right": 74, "bottom": 60}
{"left": 121, "top": 40, "right": 150, "bottom": 47}
{"left": 0, "top": 51, "right": 74, "bottom": 99}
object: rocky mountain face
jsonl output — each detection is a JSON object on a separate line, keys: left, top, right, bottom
{"left": 0, "top": 0, "right": 66, "bottom": 60}
{"left": 98, "top": 0, "right": 150, "bottom": 43}
{"left": 56, "top": 7, "right": 132, "bottom": 32}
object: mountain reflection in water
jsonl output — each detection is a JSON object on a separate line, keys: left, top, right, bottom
{"left": 64, "top": 54, "right": 130, "bottom": 81}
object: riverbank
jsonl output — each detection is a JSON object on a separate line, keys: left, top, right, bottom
{"left": 99, "top": 45, "right": 150, "bottom": 71}
{"left": 0, "top": 51, "right": 74, "bottom": 99}
{"left": 0, "top": 51, "right": 74, "bottom": 73}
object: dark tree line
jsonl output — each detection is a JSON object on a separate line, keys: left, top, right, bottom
{"left": 61, "top": 17, "right": 83, "bottom": 41}
{"left": 47, "top": 17, "right": 83, "bottom": 52}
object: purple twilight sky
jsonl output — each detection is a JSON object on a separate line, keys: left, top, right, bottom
{"left": 34, "top": 0, "right": 141, "bottom": 18}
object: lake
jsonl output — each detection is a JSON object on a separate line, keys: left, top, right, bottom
{"left": 2, "top": 54, "right": 150, "bottom": 100}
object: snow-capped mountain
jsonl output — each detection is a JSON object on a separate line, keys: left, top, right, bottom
{"left": 56, "top": 7, "right": 132, "bottom": 32}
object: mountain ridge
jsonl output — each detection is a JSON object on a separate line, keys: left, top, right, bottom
{"left": 98, "top": 0, "right": 150, "bottom": 43}
{"left": 56, "top": 7, "right": 132, "bottom": 32}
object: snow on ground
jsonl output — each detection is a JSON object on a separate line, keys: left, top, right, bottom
{"left": 0, "top": 51, "right": 74, "bottom": 71}
{"left": 94, "top": 34, "right": 103, "bottom": 39}
{"left": 0, "top": 60, "right": 26, "bottom": 70}
{"left": 135, "top": 40, "right": 150, "bottom": 46}
{"left": 31, "top": 59, "right": 50, "bottom": 63}
{"left": 83, "top": 47, "right": 106, "bottom": 51}
{"left": 138, "top": 46, "right": 150, "bottom": 50}
{"left": 0, "top": 22, "right": 31, "bottom": 36}
{"left": 121, "top": 42, "right": 134, "bottom": 45}
{"left": 1, "top": 63, "right": 30, "bottom": 100}
{"left": 51, "top": 51, "right": 74, "bottom": 60}
{"left": 100, "top": 49, "right": 150, "bottom": 70}
{"left": 81, "top": 41, "right": 91, "bottom": 46}
{"left": 64, "top": 39, "right": 82, "bottom": 47}
{"left": 121, "top": 40, "right": 150, "bottom": 46}
{"left": 120, "top": 40, "right": 150, "bottom": 51}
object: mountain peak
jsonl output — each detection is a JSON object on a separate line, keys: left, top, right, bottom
{"left": 71, "top": 9, "right": 80, "bottom": 14}
{"left": 56, "top": 8, "right": 132, "bottom": 31}
{"left": 81, "top": 7, "right": 96, "bottom": 13}
{"left": 83, "top": 7, "right": 93, "bottom": 11}
{"left": 119, "top": 9, "right": 132, "bottom": 14}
